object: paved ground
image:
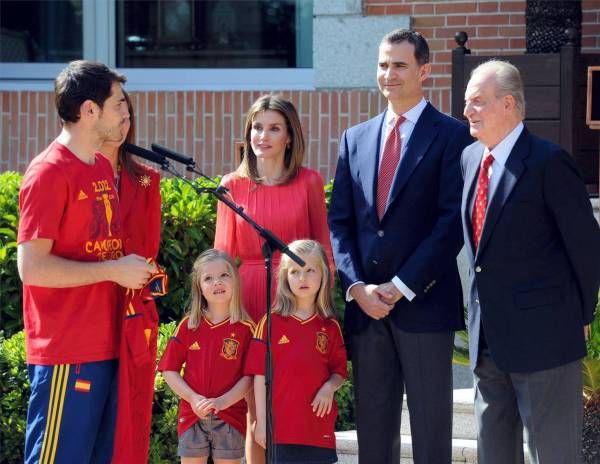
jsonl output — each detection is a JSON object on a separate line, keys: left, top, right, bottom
{"left": 453, "top": 362, "right": 473, "bottom": 389}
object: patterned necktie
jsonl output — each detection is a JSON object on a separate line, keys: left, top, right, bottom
{"left": 376, "top": 115, "right": 406, "bottom": 220}
{"left": 471, "top": 153, "right": 495, "bottom": 249}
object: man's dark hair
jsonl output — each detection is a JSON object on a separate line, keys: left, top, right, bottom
{"left": 54, "top": 60, "right": 126, "bottom": 124}
{"left": 381, "top": 29, "right": 430, "bottom": 65}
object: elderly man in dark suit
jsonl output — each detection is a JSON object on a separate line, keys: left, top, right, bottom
{"left": 329, "top": 29, "right": 472, "bottom": 464}
{"left": 461, "top": 59, "right": 600, "bottom": 464}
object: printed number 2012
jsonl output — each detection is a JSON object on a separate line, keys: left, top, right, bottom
{"left": 92, "top": 180, "right": 112, "bottom": 192}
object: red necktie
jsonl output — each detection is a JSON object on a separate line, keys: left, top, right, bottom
{"left": 377, "top": 115, "right": 406, "bottom": 219}
{"left": 471, "top": 153, "right": 495, "bottom": 249}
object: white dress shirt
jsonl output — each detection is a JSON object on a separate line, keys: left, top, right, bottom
{"left": 347, "top": 98, "right": 428, "bottom": 303}
{"left": 469, "top": 122, "right": 524, "bottom": 217}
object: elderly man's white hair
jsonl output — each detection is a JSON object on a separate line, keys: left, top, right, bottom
{"left": 470, "top": 60, "right": 526, "bottom": 118}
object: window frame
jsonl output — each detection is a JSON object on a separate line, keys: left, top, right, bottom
{"left": 0, "top": 0, "right": 315, "bottom": 91}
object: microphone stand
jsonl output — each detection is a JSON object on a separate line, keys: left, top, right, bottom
{"left": 161, "top": 161, "right": 305, "bottom": 464}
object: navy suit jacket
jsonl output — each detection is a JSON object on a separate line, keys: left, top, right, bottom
{"left": 461, "top": 128, "right": 600, "bottom": 373}
{"left": 329, "top": 103, "right": 472, "bottom": 337}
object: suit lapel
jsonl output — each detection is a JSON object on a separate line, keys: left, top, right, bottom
{"left": 476, "top": 129, "right": 529, "bottom": 258}
{"left": 385, "top": 103, "right": 439, "bottom": 213}
{"left": 358, "top": 111, "right": 386, "bottom": 216}
{"left": 462, "top": 144, "right": 484, "bottom": 261}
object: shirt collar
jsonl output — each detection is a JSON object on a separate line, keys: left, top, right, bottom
{"left": 484, "top": 122, "right": 524, "bottom": 167}
{"left": 385, "top": 97, "right": 428, "bottom": 127}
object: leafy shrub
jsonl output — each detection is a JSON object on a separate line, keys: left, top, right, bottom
{"left": 149, "top": 321, "right": 179, "bottom": 463}
{"left": 156, "top": 177, "right": 219, "bottom": 323}
{"left": 0, "top": 172, "right": 21, "bottom": 335}
{"left": 335, "top": 362, "right": 355, "bottom": 431}
{"left": 0, "top": 330, "right": 28, "bottom": 464}
{"left": 0, "top": 324, "right": 354, "bottom": 463}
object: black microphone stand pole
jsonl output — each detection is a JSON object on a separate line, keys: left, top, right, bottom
{"left": 161, "top": 162, "right": 305, "bottom": 464}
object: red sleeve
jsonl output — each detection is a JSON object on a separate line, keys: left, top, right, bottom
{"left": 239, "top": 320, "right": 256, "bottom": 367}
{"left": 243, "top": 315, "right": 267, "bottom": 376}
{"left": 305, "top": 169, "right": 335, "bottom": 282}
{"left": 18, "top": 162, "right": 68, "bottom": 244}
{"left": 214, "top": 174, "right": 237, "bottom": 257}
{"left": 147, "top": 169, "right": 162, "bottom": 259}
{"left": 328, "top": 320, "right": 348, "bottom": 379}
{"left": 158, "top": 319, "right": 189, "bottom": 372}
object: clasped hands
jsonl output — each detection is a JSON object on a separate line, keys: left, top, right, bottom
{"left": 190, "top": 393, "right": 226, "bottom": 419}
{"left": 350, "top": 282, "right": 403, "bottom": 320}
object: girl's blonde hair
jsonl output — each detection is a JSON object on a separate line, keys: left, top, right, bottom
{"left": 187, "top": 249, "right": 251, "bottom": 329}
{"left": 274, "top": 239, "right": 335, "bottom": 319}
{"left": 236, "top": 94, "right": 305, "bottom": 185}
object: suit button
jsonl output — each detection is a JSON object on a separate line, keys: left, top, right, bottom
{"left": 377, "top": 230, "right": 384, "bottom": 237}
{"left": 475, "top": 266, "right": 482, "bottom": 273}
{"left": 372, "top": 260, "right": 378, "bottom": 265}
{"left": 475, "top": 299, "right": 480, "bottom": 304}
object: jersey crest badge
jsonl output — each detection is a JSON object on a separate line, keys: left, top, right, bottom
{"left": 316, "top": 331, "right": 329, "bottom": 354}
{"left": 189, "top": 341, "right": 201, "bottom": 350}
{"left": 77, "top": 190, "right": 88, "bottom": 200}
{"left": 278, "top": 335, "right": 290, "bottom": 344}
{"left": 221, "top": 338, "right": 239, "bottom": 360}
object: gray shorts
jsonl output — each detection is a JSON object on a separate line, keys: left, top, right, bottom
{"left": 177, "top": 414, "right": 245, "bottom": 459}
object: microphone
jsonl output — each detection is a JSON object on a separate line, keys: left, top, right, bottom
{"left": 123, "top": 142, "right": 166, "bottom": 165}
{"left": 151, "top": 143, "right": 195, "bottom": 166}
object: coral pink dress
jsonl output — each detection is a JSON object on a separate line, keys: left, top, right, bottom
{"left": 214, "top": 167, "right": 333, "bottom": 322}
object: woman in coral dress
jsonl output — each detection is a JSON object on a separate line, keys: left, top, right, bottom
{"left": 215, "top": 94, "right": 333, "bottom": 323}
{"left": 214, "top": 94, "right": 333, "bottom": 464}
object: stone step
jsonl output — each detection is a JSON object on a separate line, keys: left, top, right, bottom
{"left": 400, "top": 388, "right": 477, "bottom": 440}
{"left": 335, "top": 431, "right": 531, "bottom": 464}
{"left": 336, "top": 431, "right": 478, "bottom": 463}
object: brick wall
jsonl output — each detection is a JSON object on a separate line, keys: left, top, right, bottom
{"left": 0, "top": 90, "right": 387, "bottom": 181}
{"left": 365, "top": 0, "right": 600, "bottom": 115}
{"left": 2, "top": 0, "right": 600, "bottom": 179}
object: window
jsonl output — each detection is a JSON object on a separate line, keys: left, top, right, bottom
{"left": 118, "top": 0, "right": 312, "bottom": 68}
{"left": 0, "top": 0, "right": 314, "bottom": 90}
{"left": 0, "top": 0, "right": 83, "bottom": 63}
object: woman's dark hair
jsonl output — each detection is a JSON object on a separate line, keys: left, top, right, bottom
{"left": 119, "top": 92, "right": 146, "bottom": 178}
{"left": 236, "top": 94, "right": 305, "bottom": 185}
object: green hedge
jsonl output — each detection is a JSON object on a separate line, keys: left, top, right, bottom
{"left": 0, "top": 172, "right": 21, "bottom": 335}
{"left": 0, "top": 323, "right": 355, "bottom": 464}
{"left": 2, "top": 170, "right": 598, "bottom": 461}
{"left": 0, "top": 171, "right": 353, "bottom": 463}
{"left": 0, "top": 172, "right": 341, "bottom": 332}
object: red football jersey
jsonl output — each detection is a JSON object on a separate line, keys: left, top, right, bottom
{"left": 112, "top": 165, "right": 162, "bottom": 464}
{"left": 18, "top": 142, "right": 123, "bottom": 365}
{"left": 158, "top": 316, "right": 255, "bottom": 436}
{"left": 245, "top": 312, "right": 347, "bottom": 449}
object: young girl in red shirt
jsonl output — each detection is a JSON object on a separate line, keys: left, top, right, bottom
{"left": 246, "top": 240, "right": 348, "bottom": 463}
{"left": 159, "top": 249, "right": 255, "bottom": 464}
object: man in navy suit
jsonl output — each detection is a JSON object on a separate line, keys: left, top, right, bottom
{"left": 329, "top": 29, "right": 472, "bottom": 464}
{"left": 461, "top": 60, "right": 600, "bottom": 464}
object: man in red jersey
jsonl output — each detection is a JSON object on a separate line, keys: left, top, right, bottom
{"left": 17, "top": 60, "right": 156, "bottom": 464}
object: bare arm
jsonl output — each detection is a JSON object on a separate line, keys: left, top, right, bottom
{"left": 254, "top": 375, "right": 267, "bottom": 449}
{"left": 18, "top": 239, "right": 155, "bottom": 289}
{"left": 311, "top": 373, "right": 345, "bottom": 418}
{"left": 200, "top": 376, "right": 252, "bottom": 412}
{"left": 162, "top": 370, "right": 209, "bottom": 419}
